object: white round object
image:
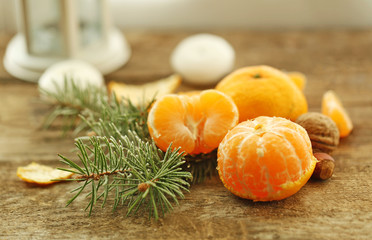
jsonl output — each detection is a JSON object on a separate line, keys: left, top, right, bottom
{"left": 38, "top": 60, "right": 104, "bottom": 96}
{"left": 170, "top": 33, "right": 235, "bottom": 85}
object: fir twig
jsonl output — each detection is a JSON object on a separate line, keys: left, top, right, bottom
{"left": 57, "top": 131, "right": 192, "bottom": 219}
{"left": 40, "top": 77, "right": 106, "bottom": 133}
{"left": 40, "top": 77, "right": 152, "bottom": 139}
{"left": 81, "top": 95, "right": 152, "bottom": 141}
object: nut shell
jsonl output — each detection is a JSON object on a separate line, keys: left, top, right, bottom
{"left": 312, "top": 152, "right": 335, "bottom": 180}
{"left": 296, "top": 112, "right": 339, "bottom": 154}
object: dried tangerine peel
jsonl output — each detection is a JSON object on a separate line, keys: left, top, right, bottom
{"left": 108, "top": 74, "right": 181, "bottom": 106}
{"left": 147, "top": 89, "right": 239, "bottom": 155}
{"left": 17, "top": 162, "right": 73, "bottom": 185}
{"left": 216, "top": 65, "right": 308, "bottom": 122}
{"left": 322, "top": 90, "right": 353, "bottom": 138}
{"left": 217, "top": 116, "right": 317, "bottom": 201}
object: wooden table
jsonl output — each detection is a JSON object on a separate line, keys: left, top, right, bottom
{"left": 1, "top": 31, "right": 371, "bottom": 239}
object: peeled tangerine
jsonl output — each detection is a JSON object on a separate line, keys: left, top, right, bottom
{"left": 218, "top": 116, "right": 317, "bottom": 201}
{"left": 147, "top": 89, "right": 239, "bottom": 155}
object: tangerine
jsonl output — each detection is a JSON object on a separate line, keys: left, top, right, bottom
{"left": 215, "top": 65, "right": 308, "bottom": 122}
{"left": 322, "top": 90, "right": 353, "bottom": 138}
{"left": 147, "top": 89, "right": 239, "bottom": 155}
{"left": 217, "top": 116, "right": 317, "bottom": 201}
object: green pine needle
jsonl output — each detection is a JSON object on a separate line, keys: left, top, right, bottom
{"left": 40, "top": 77, "right": 105, "bottom": 133}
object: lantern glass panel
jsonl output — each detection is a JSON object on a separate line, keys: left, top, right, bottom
{"left": 78, "top": 0, "right": 103, "bottom": 47}
{"left": 25, "top": 0, "right": 65, "bottom": 56}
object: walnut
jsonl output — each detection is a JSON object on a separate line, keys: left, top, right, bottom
{"left": 296, "top": 112, "right": 339, "bottom": 154}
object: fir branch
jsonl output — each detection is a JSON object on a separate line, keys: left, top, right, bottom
{"left": 40, "top": 77, "right": 152, "bottom": 139}
{"left": 184, "top": 151, "right": 218, "bottom": 184}
{"left": 40, "top": 77, "right": 106, "bottom": 133}
{"left": 42, "top": 77, "right": 216, "bottom": 193}
{"left": 57, "top": 131, "right": 192, "bottom": 219}
{"left": 81, "top": 96, "right": 152, "bottom": 141}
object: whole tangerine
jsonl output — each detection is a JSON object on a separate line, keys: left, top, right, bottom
{"left": 217, "top": 116, "right": 317, "bottom": 201}
{"left": 215, "top": 65, "right": 308, "bottom": 122}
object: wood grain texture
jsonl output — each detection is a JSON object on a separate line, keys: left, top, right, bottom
{"left": 1, "top": 31, "right": 372, "bottom": 240}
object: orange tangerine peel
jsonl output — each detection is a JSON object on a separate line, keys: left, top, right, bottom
{"left": 287, "top": 71, "right": 307, "bottom": 91}
{"left": 17, "top": 162, "right": 73, "bottom": 186}
{"left": 108, "top": 74, "right": 181, "bottom": 106}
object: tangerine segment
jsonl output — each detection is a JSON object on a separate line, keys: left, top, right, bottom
{"left": 148, "top": 89, "right": 239, "bottom": 155}
{"left": 217, "top": 116, "right": 317, "bottom": 201}
{"left": 322, "top": 90, "right": 353, "bottom": 138}
{"left": 216, "top": 65, "right": 308, "bottom": 122}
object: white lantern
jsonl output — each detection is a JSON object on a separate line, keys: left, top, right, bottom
{"left": 4, "top": 0, "right": 131, "bottom": 82}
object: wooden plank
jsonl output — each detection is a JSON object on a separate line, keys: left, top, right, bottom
{"left": 1, "top": 31, "right": 372, "bottom": 239}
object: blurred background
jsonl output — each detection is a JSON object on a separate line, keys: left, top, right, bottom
{"left": 2, "top": 0, "right": 372, "bottom": 33}
{"left": 1, "top": 0, "right": 372, "bottom": 83}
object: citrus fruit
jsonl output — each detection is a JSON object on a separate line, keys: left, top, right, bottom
{"left": 215, "top": 65, "right": 308, "bottom": 122}
{"left": 287, "top": 71, "right": 307, "bottom": 91}
{"left": 217, "top": 116, "right": 317, "bottom": 201}
{"left": 17, "top": 162, "right": 73, "bottom": 185}
{"left": 147, "top": 89, "right": 239, "bottom": 155}
{"left": 321, "top": 90, "right": 353, "bottom": 138}
{"left": 107, "top": 74, "right": 181, "bottom": 106}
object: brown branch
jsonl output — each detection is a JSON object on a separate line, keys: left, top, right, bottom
{"left": 73, "top": 170, "right": 128, "bottom": 181}
{"left": 74, "top": 169, "right": 159, "bottom": 193}
{"left": 60, "top": 102, "right": 84, "bottom": 112}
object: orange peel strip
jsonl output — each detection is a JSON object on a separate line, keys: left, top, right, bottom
{"left": 17, "top": 162, "right": 74, "bottom": 186}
